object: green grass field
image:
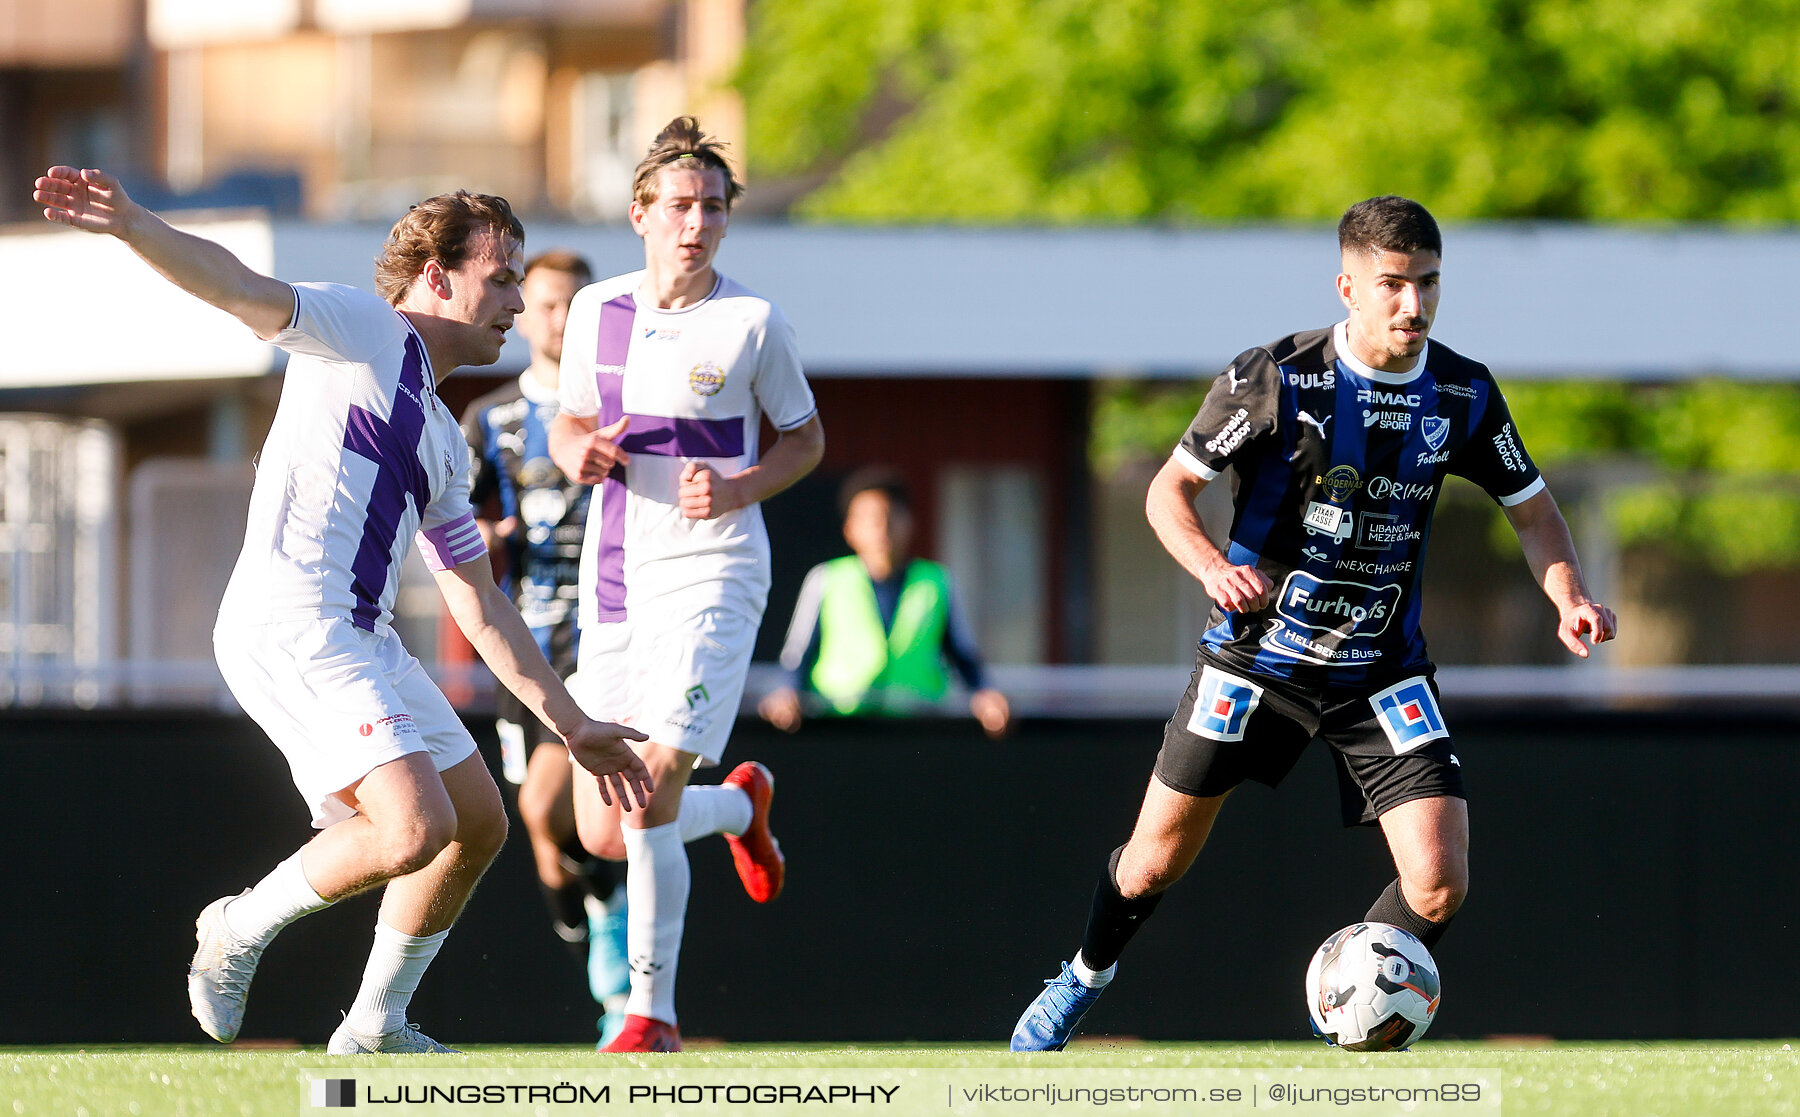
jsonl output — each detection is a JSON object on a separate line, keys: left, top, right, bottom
{"left": 6, "top": 1042, "right": 1798, "bottom": 1117}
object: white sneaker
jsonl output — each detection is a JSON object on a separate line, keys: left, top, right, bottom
{"left": 328, "top": 1020, "right": 459, "bottom": 1054}
{"left": 188, "top": 892, "right": 264, "bottom": 1043}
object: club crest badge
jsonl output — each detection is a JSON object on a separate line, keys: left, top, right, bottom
{"left": 1421, "top": 415, "right": 1450, "bottom": 452}
{"left": 689, "top": 361, "right": 725, "bottom": 396}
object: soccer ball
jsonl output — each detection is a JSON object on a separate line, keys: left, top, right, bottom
{"left": 1305, "top": 922, "right": 1440, "bottom": 1051}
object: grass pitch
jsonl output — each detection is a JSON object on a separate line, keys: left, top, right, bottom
{"left": 6, "top": 1041, "right": 1797, "bottom": 1116}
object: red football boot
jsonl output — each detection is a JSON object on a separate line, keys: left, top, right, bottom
{"left": 723, "top": 761, "right": 785, "bottom": 903}
{"left": 599, "top": 1014, "right": 682, "bottom": 1053}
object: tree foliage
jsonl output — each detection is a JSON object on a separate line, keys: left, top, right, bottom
{"left": 738, "top": 0, "right": 1800, "bottom": 222}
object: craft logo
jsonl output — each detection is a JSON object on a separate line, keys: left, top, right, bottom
{"left": 1422, "top": 415, "right": 1451, "bottom": 452}
{"left": 1369, "top": 677, "right": 1450, "bottom": 753}
{"left": 1204, "top": 407, "right": 1253, "bottom": 455}
{"left": 1186, "top": 665, "right": 1264, "bottom": 742}
{"left": 311, "top": 1079, "right": 355, "bottom": 1108}
{"left": 1317, "top": 465, "right": 1362, "bottom": 503}
{"left": 689, "top": 361, "right": 725, "bottom": 396}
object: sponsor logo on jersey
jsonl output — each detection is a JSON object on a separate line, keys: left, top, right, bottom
{"left": 1356, "top": 389, "right": 1421, "bottom": 408}
{"left": 1301, "top": 545, "right": 1331, "bottom": 564}
{"left": 1259, "top": 621, "right": 1383, "bottom": 664}
{"left": 596, "top": 363, "right": 626, "bottom": 377}
{"left": 1297, "top": 410, "right": 1332, "bottom": 440}
{"left": 1492, "top": 422, "right": 1526, "bottom": 471}
{"left": 1336, "top": 557, "right": 1415, "bottom": 575}
{"left": 1422, "top": 415, "right": 1451, "bottom": 451}
{"left": 1356, "top": 512, "right": 1424, "bottom": 551}
{"left": 1365, "top": 476, "right": 1437, "bottom": 502}
{"left": 1319, "top": 465, "right": 1362, "bottom": 503}
{"left": 1363, "top": 409, "right": 1414, "bottom": 431}
{"left": 1223, "top": 365, "right": 1246, "bottom": 393}
{"left": 1435, "top": 382, "right": 1477, "bottom": 399}
{"left": 1186, "top": 665, "right": 1264, "bottom": 742}
{"left": 1287, "top": 370, "right": 1336, "bottom": 389}
{"left": 1304, "top": 500, "right": 1352, "bottom": 542}
{"left": 1274, "top": 571, "right": 1402, "bottom": 638}
{"left": 1369, "top": 677, "right": 1450, "bottom": 753}
{"left": 1204, "top": 407, "right": 1253, "bottom": 455}
{"left": 689, "top": 361, "right": 725, "bottom": 396}
{"left": 642, "top": 326, "right": 681, "bottom": 341}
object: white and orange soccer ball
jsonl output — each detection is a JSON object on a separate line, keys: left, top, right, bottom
{"left": 1305, "top": 922, "right": 1441, "bottom": 1051}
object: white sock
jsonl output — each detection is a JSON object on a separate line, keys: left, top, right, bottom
{"left": 343, "top": 922, "right": 450, "bottom": 1035}
{"left": 1071, "top": 952, "right": 1116, "bottom": 988}
{"left": 677, "top": 784, "right": 753, "bottom": 843}
{"left": 621, "top": 821, "right": 688, "bottom": 1025}
{"left": 222, "top": 852, "right": 331, "bottom": 945}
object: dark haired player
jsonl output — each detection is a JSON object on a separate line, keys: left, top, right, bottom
{"left": 1011, "top": 195, "right": 1616, "bottom": 1050}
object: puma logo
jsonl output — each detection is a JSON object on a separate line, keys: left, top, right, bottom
{"left": 1297, "top": 411, "right": 1331, "bottom": 440}
{"left": 1224, "top": 365, "right": 1246, "bottom": 394}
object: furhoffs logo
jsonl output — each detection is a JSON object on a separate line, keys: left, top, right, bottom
{"left": 311, "top": 1079, "right": 356, "bottom": 1107}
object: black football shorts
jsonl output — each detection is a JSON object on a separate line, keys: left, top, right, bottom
{"left": 1154, "top": 650, "right": 1465, "bottom": 826}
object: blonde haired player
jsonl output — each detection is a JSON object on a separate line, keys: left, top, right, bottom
{"left": 551, "top": 117, "right": 824, "bottom": 1052}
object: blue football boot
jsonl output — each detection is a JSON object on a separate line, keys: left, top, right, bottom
{"left": 1010, "top": 962, "right": 1106, "bottom": 1051}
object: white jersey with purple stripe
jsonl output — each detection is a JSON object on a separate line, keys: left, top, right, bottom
{"left": 217, "top": 282, "right": 489, "bottom": 635}
{"left": 559, "top": 270, "right": 817, "bottom": 627}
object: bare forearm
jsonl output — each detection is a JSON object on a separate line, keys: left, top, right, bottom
{"left": 728, "top": 417, "right": 823, "bottom": 505}
{"left": 117, "top": 208, "right": 295, "bottom": 339}
{"left": 1146, "top": 467, "right": 1227, "bottom": 584}
{"left": 1507, "top": 493, "right": 1595, "bottom": 611}
{"left": 446, "top": 579, "right": 586, "bottom": 737}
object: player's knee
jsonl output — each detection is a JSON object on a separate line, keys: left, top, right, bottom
{"left": 576, "top": 814, "right": 627, "bottom": 862}
{"left": 1408, "top": 872, "right": 1467, "bottom": 923}
{"left": 457, "top": 796, "right": 509, "bottom": 866}
{"left": 378, "top": 813, "right": 457, "bottom": 876}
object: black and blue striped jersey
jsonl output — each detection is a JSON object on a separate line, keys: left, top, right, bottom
{"left": 1173, "top": 322, "right": 1544, "bottom": 690}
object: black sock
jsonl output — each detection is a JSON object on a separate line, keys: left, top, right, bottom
{"left": 1364, "top": 877, "right": 1451, "bottom": 948}
{"left": 1077, "top": 847, "right": 1166, "bottom": 972}
{"left": 543, "top": 879, "right": 589, "bottom": 939}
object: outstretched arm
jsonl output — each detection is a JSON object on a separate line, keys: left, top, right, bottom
{"left": 1502, "top": 488, "right": 1618, "bottom": 658}
{"left": 432, "top": 554, "right": 653, "bottom": 809}
{"left": 34, "top": 166, "right": 295, "bottom": 339}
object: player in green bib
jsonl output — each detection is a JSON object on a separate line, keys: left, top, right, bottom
{"left": 760, "top": 468, "right": 1011, "bottom": 736}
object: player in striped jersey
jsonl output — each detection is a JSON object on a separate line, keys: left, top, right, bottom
{"left": 551, "top": 118, "right": 824, "bottom": 1053}
{"left": 1011, "top": 195, "right": 1617, "bottom": 1050}
{"left": 34, "top": 167, "right": 652, "bottom": 1053}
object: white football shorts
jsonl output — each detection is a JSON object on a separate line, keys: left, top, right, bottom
{"left": 214, "top": 616, "right": 478, "bottom": 828}
{"left": 569, "top": 606, "right": 758, "bottom": 766}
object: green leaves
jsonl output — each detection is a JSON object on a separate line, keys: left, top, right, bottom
{"left": 738, "top": 0, "right": 1800, "bottom": 222}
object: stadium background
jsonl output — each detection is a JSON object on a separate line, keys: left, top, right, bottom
{"left": 4, "top": 0, "right": 1799, "bottom": 1044}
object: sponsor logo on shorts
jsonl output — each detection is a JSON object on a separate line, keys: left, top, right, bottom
{"left": 1368, "top": 677, "right": 1450, "bottom": 754}
{"left": 357, "top": 714, "right": 417, "bottom": 739}
{"left": 685, "top": 683, "right": 709, "bottom": 709}
{"left": 1186, "top": 665, "right": 1264, "bottom": 742}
